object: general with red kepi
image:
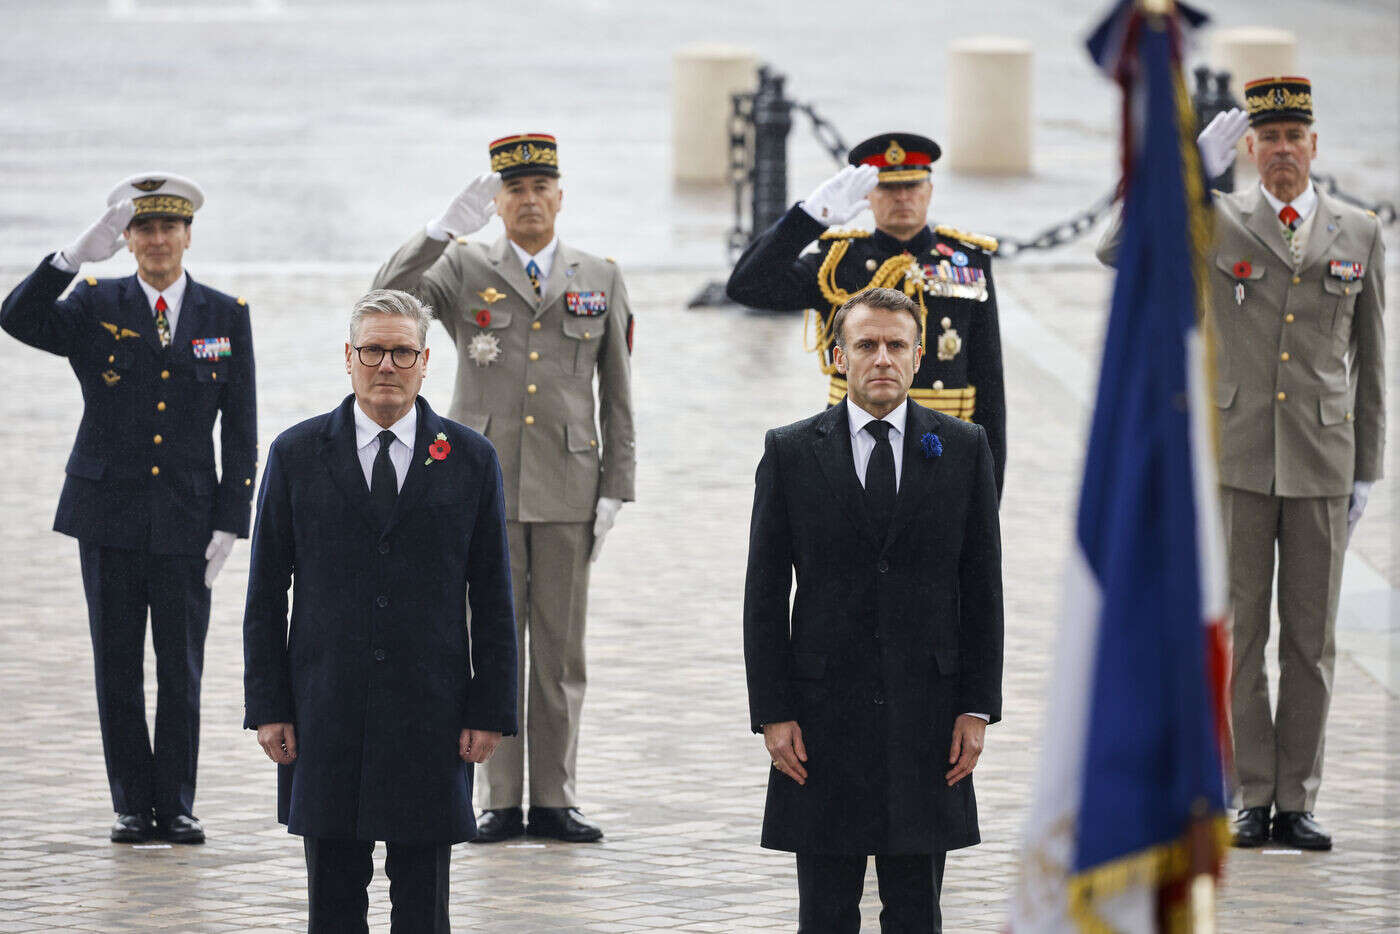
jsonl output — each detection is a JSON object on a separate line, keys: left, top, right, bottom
{"left": 726, "top": 132, "right": 1007, "bottom": 498}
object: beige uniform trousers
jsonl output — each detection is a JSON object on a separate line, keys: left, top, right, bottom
{"left": 1220, "top": 486, "right": 1348, "bottom": 813}
{"left": 479, "top": 521, "right": 591, "bottom": 809}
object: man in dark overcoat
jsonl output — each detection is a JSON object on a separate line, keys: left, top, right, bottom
{"left": 1, "top": 173, "right": 256, "bottom": 844}
{"left": 744, "top": 287, "right": 1003, "bottom": 931}
{"left": 243, "top": 288, "right": 517, "bottom": 932}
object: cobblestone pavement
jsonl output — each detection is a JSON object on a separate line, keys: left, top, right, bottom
{"left": 0, "top": 260, "right": 1395, "bottom": 931}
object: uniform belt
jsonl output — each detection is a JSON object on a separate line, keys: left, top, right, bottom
{"left": 827, "top": 376, "right": 977, "bottom": 421}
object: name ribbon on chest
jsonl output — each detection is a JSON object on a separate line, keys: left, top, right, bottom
{"left": 564, "top": 290, "right": 607, "bottom": 317}
{"left": 191, "top": 336, "right": 232, "bottom": 360}
{"left": 1328, "top": 260, "right": 1364, "bottom": 281}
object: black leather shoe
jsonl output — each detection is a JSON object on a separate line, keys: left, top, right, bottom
{"left": 110, "top": 812, "right": 155, "bottom": 843}
{"left": 470, "top": 807, "right": 524, "bottom": 843}
{"left": 1272, "top": 811, "right": 1332, "bottom": 851}
{"left": 159, "top": 814, "right": 205, "bottom": 845}
{"left": 526, "top": 807, "right": 603, "bottom": 843}
{"left": 1230, "top": 806, "right": 1271, "bottom": 848}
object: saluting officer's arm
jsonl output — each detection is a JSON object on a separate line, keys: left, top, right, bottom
{"left": 371, "top": 229, "right": 460, "bottom": 334}
{"left": 725, "top": 208, "right": 830, "bottom": 311}
{"left": 0, "top": 260, "right": 97, "bottom": 357}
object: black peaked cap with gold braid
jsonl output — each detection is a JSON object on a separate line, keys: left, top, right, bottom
{"left": 1244, "top": 76, "right": 1313, "bottom": 127}
{"left": 848, "top": 133, "right": 941, "bottom": 184}
{"left": 489, "top": 133, "right": 560, "bottom": 180}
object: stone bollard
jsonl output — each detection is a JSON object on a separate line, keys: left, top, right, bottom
{"left": 672, "top": 44, "right": 760, "bottom": 185}
{"left": 1206, "top": 27, "right": 1298, "bottom": 180}
{"left": 946, "top": 37, "right": 1033, "bottom": 175}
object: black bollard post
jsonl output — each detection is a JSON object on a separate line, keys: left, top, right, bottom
{"left": 749, "top": 66, "right": 794, "bottom": 243}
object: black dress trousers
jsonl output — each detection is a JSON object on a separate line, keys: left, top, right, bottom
{"left": 796, "top": 851, "right": 946, "bottom": 933}
{"left": 304, "top": 837, "right": 451, "bottom": 934}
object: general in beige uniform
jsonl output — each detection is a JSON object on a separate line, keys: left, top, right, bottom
{"left": 374, "top": 134, "right": 635, "bottom": 843}
{"left": 1099, "top": 77, "right": 1385, "bottom": 851}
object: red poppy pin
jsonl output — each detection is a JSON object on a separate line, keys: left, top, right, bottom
{"left": 474, "top": 308, "right": 491, "bottom": 328}
{"left": 1232, "top": 260, "right": 1252, "bottom": 279}
{"left": 425, "top": 432, "right": 450, "bottom": 465}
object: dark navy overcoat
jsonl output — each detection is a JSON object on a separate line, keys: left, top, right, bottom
{"left": 242, "top": 394, "right": 517, "bottom": 844}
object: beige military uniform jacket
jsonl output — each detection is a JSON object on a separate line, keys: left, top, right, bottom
{"left": 1098, "top": 186, "right": 1386, "bottom": 497}
{"left": 374, "top": 230, "right": 636, "bottom": 523}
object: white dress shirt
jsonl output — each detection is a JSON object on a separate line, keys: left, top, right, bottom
{"left": 846, "top": 396, "right": 988, "bottom": 724}
{"left": 354, "top": 401, "right": 416, "bottom": 493}
{"left": 508, "top": 235, "right": 559, "bottom": 282}
{"left": 848, "top": 397, "right": 908, "bottom": 491}
{"left": 135, "top": 270, "right": 188, "bottom": 338}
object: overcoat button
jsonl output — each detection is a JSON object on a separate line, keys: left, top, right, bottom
{"left": 376, "top": 595, "right": 389, "bottom": 608}
{"left": 373, "top": 649, "right": 386, "bottom": 662}
{"left": 378, "top": 541, "right": 390, "bottom": 554}
{"left": 877, "top": 558, "right": 890, "bottom": 573}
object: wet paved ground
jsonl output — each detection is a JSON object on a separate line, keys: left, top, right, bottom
{"left": 1, "top": 1, "right": 1397, "bottom": 930}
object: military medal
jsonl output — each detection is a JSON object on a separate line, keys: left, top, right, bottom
{"left": 467, "top": 332, "right": 501, "bottom": 366}
{"left": 477, "top": 287, "right": 507, "bottom": 304}
{"left": 1328, "top": 260, "right": 1363, "bottom": 281}
{"left": 1235, "top": 282, "right": 1245, "bottom": 306}
{"left": 191, "top": 336, "right": 232, "bottom": 360}
{"left": 565, "top": 291, "right": 607, "bottom": 317}
{"left": 936, "top": 325, "right": 962, "bottom": 361}
{"left": 1232, "top": 261, "right": 1251, "bottom": 306}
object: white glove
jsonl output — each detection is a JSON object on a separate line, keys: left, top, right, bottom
{"left": 589, "top": 497, "right": 623, "bottom": 564}
{"left": 425, "top": 172, "right": 502, "bottom": 241}
{"left": 1347, "top": 480, "right": 1374, "bottom": 540}
{"left": 57, "top": 201, "right": 135, "bottom": 269}
{"left": 799, "top": 165, "right": 879, "bottom": 226}
{"left": 1196, "top": 108, "right": 1250, "bottom": 180}
{"left": 204, "top": 530, "right": 237, "bottom": 588}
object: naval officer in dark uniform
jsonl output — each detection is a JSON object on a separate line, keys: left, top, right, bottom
{"left": 727, "top": 132, "right": 1006, "bottom": 497}
{"left": 0, "top": 173, "right": 257, "bottom": 844}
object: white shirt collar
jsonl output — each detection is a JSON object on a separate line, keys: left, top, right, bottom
{"left": 135, "top": 269, "right": 188, "bottom": 315}
{"left": 354, "top": 399, "right": 417, "bottom": 453}
{"left": 508, "top": 235, "right": 560, "bottom": 280}
{"left": 847, "top": 397, "right": 909, "bottom": 439}
{"left": 1259, "top": 180, "right": 1317, "bottom": 222}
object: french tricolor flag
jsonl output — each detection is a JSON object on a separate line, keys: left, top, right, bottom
{"left": 1011, "top": 2, "right": 1231, "bottom": 931}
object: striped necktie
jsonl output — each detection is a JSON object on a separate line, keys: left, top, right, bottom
{"left": 525, "top": 259, "right": 542, "bottom": 296}
{"left": 154, "top": 295, "right": 171, "bottom": 347}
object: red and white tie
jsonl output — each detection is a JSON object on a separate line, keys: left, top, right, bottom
{"left": 154, "top": 295, "right": 171, "bottom": 347}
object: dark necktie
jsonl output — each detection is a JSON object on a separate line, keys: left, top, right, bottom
{"left": 525, "top": 259, "right": 542, "bottom": 296}
{"left": 863, "top": 420, "right": 896, "bottom": 535}
{"left": 154, "top": 295, "right": 171, "bottom": 347}
{"left": 371, "top": 429, "right": 398, "bottom": 524}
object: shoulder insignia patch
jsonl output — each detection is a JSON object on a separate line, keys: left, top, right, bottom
{"left": 455, "top": 235, "right": 470, "bottom": 244}
{"left": 85, "top": 276, "right": 97, "bottom": 286}
{"left": 236, "top": 296, "right": 247, "bottom": 306}
{"left": 934, "top": 224, "right": 998, "bottom": 253}
{"left": 606, "top": 256, "right": 616, "bottom": 263}
{"left": 819, "top": 227, "right": 872, "bottom": 241}
{"left": 1367, "top": 209, "right": 1377, "bottom": 218}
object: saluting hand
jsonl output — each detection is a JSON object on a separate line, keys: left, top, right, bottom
{"left": 800, "top": 164, "right": 879, "bottom": 226}
{"left": 1196, "top": 108, "right": 1250, "bottom": 180}
{"left": 426, "top": 172, "right": 503, "bottom": 241}
{"left": 59, "top": 200, "right": 135, "bottom": 268}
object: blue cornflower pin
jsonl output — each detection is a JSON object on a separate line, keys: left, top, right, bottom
{"left": 920, "top": 432, "right": 943, "bottom": 459}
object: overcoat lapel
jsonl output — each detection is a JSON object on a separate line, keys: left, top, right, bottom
{"left": 1242, "top": 188, "right": 1294, "bottom": 267}
{"left": 170, "top": 276, "right": 206, "bottom": 360}
{"left": 386, "top": 397, "right": 441, "bottom": 532}
{"left": 318, "top": 396, "right": 380, "bottom": 536}
{"left": 540, "top": 241, "right": 580, "bottom": 312}
{"left": 120, "top": 276, "right": 163, "bottom": 354}
{"left": 488, "top": 236, "right": 544, "bottom": 310}
{"left": 1300, "top": 191, "right": 1342, "bottom": 273}
{"left": 885, "top": 401, "right": 942, "bottom": 549}
{"left": 811, "top": 399, "right": 880, "bottom": 547}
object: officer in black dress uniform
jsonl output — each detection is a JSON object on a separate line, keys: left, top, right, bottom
{"left": 727, "top": 133, "right": 1006, "bottom": 497}
{"left": 0, "top": 174, "right": 257, "bottom": 844}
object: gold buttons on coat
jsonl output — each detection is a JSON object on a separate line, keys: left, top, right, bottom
{"left": 153, "top": 435, "right": 163, "bottom": 445}
{"left": 529, "top": 351, "right": 539, "bottom": 361}
{"left": 1285, "top": 313, "right": 1295, "bottom": 323}
{"left": 211, "top": 371, "right": 217, "bottom": 380}
{"left": 161, "top": 370, "right": 170, "bottom": 380}
{"left": 1345, "top": 412, "right": 1353, "bottom": 421}
{"left": 244, "top": 478, "right": 252, "bottom": 486}
{"left": 1280, "top": 352, "right": 1290, "bottom": 361}
{"left": 1344, "top": 287, "right": 1351, "bottom": 295}
{"left": 940, "top": 317, "right": 952, "bottom": 330}
{"left": 932, "top": 380, "right": 944, "bottom": 390}
{"left": 150, "top": 466, "right": 160, "bottom": 476}
{"left": 583, "top": 331, "right": 591, "bottom": 340}
{"left": 588, "top": 439, "right": 598, "bottom": 448}
{"left": 1277, "top": 392, "right": 1287, "bottom": 401}
{"left": 531, "top": 321, "right": 541, "bottom": 331}
{"left": 108, "top": 355, "right": 115, "bottom": 363}
{"left": 527, "top": 384, "right": 537, "bottom": 394}
{"left": 1292, "top": 276, "right": 1301, "bottom": 284}
{"left": 524, "top": 415, "right": 535, "bottom": 425}
{"left": 157, "top": 401, "right": 166, "bottom": 411}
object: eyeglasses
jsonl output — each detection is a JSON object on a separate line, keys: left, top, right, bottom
{"left": 353, "top": 345, "right": 422, "bottom": 368}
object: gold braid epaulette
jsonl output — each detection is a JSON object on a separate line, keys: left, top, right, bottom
{"left": 818, "top": 227, "right": 872, "bottom": 241}
{"left": 934, "top": 224, "right": 998, "bottom": 253}
{"left": 806, "top": 244, "right": 929, "bottom": 374}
